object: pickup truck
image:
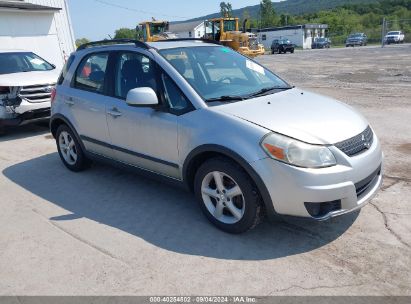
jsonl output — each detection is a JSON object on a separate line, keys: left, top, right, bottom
{"left": 0, "top": 50, "right": 59, "bottom": 134}
{"left": 384, "top": 31, "right": 405, "bottom": 44}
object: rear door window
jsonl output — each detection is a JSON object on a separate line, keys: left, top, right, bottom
{"left": 74, "top": 53, "right": 109, "bottom": 94}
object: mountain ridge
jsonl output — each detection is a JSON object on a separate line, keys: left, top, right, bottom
{"left": 175, "top": 0, "right": 378, "bottom": 23}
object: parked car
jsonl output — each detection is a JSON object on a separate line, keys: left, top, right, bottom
{"left": 0, "top": 50, "right": 59, "bottom": 133}
{"left": 51, "top": 39, "right": 383, "bottom": 233}
{"left": 384, "top": 31, "right": 405, "bottom": 44}
{"left": 312, "top": 37, "right": 331, "bottom": 49}
{"left": 346, "top": 33, "right": 368, "bottom": 47}
{"left": 271, "top": 39, "right": 295, "bottom": 54}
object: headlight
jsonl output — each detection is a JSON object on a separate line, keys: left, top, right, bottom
{"left": 261, "top": 133, "right": 336, "bottom": 168}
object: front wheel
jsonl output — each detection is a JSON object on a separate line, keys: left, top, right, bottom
{"left": 194, "top": 157, "right": 263, "bottom": 234}
{"left": 56, "top": 124, "right": 90, "bottom": 172}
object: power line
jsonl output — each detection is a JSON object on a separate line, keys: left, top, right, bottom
{"left": 93, "top": 0, "right": 192, "bottom": 20}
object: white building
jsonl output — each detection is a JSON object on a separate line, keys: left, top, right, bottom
{"left": 169, "top": 21, "right": 208, "bottom": 39}
{"left": 0, "top": 0, "right": 75, "bottom": 69}
{"left": 255, "top": 24, "right": 329, "bottom": 49}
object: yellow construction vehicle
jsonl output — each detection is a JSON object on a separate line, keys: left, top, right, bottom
{"left": 137, "top": 20, "right": 178, "bottom": 42}
{"left": 203, "top": 17, "right": 265, "bottom": 57}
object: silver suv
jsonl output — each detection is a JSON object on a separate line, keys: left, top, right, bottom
{"left": 50, "top": 39, "right": 383, "bottom": 233}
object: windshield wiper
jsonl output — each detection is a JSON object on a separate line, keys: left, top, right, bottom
{"left": 205, "top": 95, "right": 245, "bottom": 103}
{"left": 247, "top": 86, "right": 293, "bottom": 98}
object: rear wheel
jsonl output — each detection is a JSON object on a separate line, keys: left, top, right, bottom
{"left": 56, "top": 124, "right": 90, "bottom": 172}
{"left": 194, "top": 157, "right": 263, "bottom": 234}
{"left": 290, "top": 49, "right": 294, "bottom": 53}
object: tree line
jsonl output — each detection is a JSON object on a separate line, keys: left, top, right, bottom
{"left": 76, "top": 0, "right": 411, "bottom": 47}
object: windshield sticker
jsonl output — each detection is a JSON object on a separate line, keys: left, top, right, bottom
{"left": 29, "top": 58, "right": 45, "bottom": 65}
{"left": 246, "top": 60, "right": 265, "bottom": 75}
{"left": 221, "top": 47, "right": 232, "bottom": 53}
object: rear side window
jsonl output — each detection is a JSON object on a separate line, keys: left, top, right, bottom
{"left": 74, "top": 53, "right": 109, "bottom": 93}
{"left": 57, "top": 54, "right": 75, "bottom": 85}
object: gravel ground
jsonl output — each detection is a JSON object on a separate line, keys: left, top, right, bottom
{"left": 0, "top": 44, "right": 410, "bottom": 296}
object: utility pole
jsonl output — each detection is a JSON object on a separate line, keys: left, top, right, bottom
{"left": 381, "top": 17, "right": 386, "bottom": 48}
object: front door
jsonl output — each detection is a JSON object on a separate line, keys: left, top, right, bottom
{"left": 105, "top": 51, "right": 182, "bottom": 179}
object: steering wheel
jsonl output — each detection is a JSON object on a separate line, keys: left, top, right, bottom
{"left": 216, "top": 76, "right": 233, "bottom": 84}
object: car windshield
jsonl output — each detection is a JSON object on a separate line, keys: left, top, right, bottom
{"left": 0, "top": 52, "right": 54, "bottom": 75}
{"left": 280, "top": 39, "right": 291, "bottom": 44}
{"left": 387, "top": 31, "right": 400, "bottom": 35}
{"left": 316, "top": 38, "right": 326, "bottom": 42}
{"left": 159, "top": 46, "right": 290, "bottom": 101}
{"left": 350, "top": 34, "right": 363, "bottom": 38}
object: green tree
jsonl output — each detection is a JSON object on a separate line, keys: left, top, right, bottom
{"left": 114, "top": 28, "right": 138, "bottom": 39}
{"left": 260, "top": 0, "right": 278, "bottom": 27}
{"left": 220, "top": 2, "right": 233, "bottom": 17}
{"left": 75, "top": 38, "right": 90, "bottom": 48}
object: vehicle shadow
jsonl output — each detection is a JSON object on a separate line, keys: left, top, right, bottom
{"left": 0, "top": 123, "right": 49, "bottom": 142}
{"left": 2, "top": 153, "right": 359, "bottom": 261}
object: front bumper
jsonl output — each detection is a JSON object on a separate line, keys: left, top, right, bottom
{"left": 0, "top": 100, "right": 51, "bottom": 126}
{"left": 250, "top": 134, "right": 383, "bottom": 220}
{"left": 346, "top": 41, "right": 363, "bottom": 45}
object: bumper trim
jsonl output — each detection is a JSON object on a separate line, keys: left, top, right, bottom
{"left": 313, "top": 171, "right": 383, "bottom": 221}
{"left": 0, "top": 109, "right": 50, "bottom": 126}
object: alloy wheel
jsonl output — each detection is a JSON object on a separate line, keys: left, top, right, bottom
{"left": 201, "top": 171, "right": 245, "bottom": 224}
{"left": 58, "top": 131, "right": 78, "bottom": 166}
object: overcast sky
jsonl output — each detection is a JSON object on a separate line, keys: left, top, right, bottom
{"left": 68, "top": 0, "right": 282, "bottom": 40}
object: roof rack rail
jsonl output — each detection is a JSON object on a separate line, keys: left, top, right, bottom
{"left": 76, "top": 39, "right": 150, "bottom": 51}
{"left": 154, "top": 38, "right": 222, "bottom": 45}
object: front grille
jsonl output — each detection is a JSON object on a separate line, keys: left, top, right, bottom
{"left": 19, "top": 83, "right": 55, "bottom": 103}
{"left": 335, "top": 126, "right": 374, "bottom": 157}
{"left": 249, "top": 40, "right": 258, "bottom": 50}
{"left": 355, "top": 165, "right": 381, "bottom": 197}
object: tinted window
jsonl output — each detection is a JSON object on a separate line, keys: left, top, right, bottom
{"left": 74, "top": 53, "right": 109, "bottom": 93}
{"left": 0, "top": 52, "right": 54, "bottom": 75}
{"left": 114, "top": 52, "right": 157, "bottom": 99}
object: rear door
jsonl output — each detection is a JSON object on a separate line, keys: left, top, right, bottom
{"left": 62, "top": 52, "right": 114, "bottom": 157}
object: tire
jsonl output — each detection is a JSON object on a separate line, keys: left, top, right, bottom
{"left": 271, "top": 50, "right": 275, "bottom": 54}
{"left": 290, "top": 49, "right": 294, "bottom": 53}
{"left": 194, "top": 157, "right": 263, "bottom": 234}
{"left": 56, "top": 124, "right": 90, "bottom": 172}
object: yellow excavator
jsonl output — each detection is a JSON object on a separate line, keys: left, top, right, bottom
{"left": 137, "top": 20, "right": 178, "bottom": 42}
{"left": 203, "top": 17, "right": 265, "bottom": 57}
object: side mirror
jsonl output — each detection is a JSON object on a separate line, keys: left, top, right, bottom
{"left": 126, "top": 87, "right": 159, "bottom": 107}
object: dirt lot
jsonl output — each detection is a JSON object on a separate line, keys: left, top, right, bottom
{"left": 0, "top": 44, "right": 410, "bottom": 296}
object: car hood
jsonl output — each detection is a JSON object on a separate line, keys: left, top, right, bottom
{"left": 0, "top": 70, "right": 60, "bottom": 86}
{"left": 217, "top": 88, "right": 368, "bottom": 145}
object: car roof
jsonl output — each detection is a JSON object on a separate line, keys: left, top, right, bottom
{"left": 148, "top": 41, "right": 217, "bottom": 50}
{"left": 76, "top": 40, "right": 219, "bottom": 54}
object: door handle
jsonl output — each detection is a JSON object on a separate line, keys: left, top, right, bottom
{"left": 107, "top": 108, "right": 122, "bottom": 118}
{"left": 64, "top": 97, "right": 74, "bottom": 106}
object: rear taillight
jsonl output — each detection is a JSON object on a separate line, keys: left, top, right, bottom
{"left": 0, "top": 86, "right": 10, "bottom": 94}
{"left": 50, "top": 87, "right": 56, "bottom": 103}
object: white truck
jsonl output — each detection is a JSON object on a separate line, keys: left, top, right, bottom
{"left": 0, "top": 50, "right": 60, "bottom": 133}
{"left": 384, "top": 31, "right": 405, "bottom": 44}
